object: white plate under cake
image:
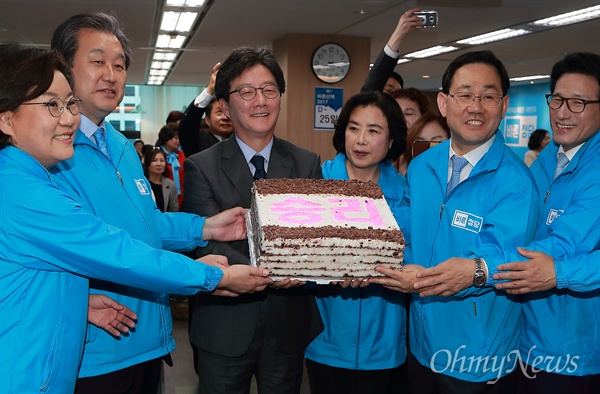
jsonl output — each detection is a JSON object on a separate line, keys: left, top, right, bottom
{"left": 247, "top": 178, "right": 405, "bottom": 282}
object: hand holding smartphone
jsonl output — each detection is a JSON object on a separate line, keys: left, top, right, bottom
{"left": 414, "top": 11, "right": 438, "bottom": 28}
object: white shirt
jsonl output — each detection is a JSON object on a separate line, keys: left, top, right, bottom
{"left": 447, "top": 135, "right": 496, "bottom": 183}
{"left": 235, "top": 136, "right": 273, "bottom": 176}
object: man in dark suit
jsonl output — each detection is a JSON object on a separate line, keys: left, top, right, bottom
{"left": 183, "top": 46, "right": 324, "bottom": 394}
{"left": 179, "top": 63, "right": 233, "bottom": 157}
{"left": 361, "top": 9, "right": 426, "bottom": 93}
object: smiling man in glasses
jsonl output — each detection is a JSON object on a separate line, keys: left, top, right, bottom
{"left": 493, "top": 52, "right": 600, "bottom": 393}
{"left": 371, "top": 50, "right": 539, "bottom": 393}
{"left": 183, "top": 46, "right": 323, "bottom": 394}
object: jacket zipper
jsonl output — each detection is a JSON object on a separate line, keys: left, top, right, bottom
{"left": 544, "top": 190, "right": 551, "bottom": 203}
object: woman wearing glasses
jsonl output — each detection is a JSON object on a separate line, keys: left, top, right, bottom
{"left": 0, "top": 43, "right": 138, "bottom": 393}
{"left": 0, "top": 43, "right": 270, "bottom": 393}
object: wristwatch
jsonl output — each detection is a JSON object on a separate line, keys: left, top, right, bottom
{"left": 473, "top": 258, "right": 487, "bottom": 288}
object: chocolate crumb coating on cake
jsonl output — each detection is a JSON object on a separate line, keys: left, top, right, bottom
{"left": 248, "top": 178, "right": 405, "bottom": 281}
{"left": 263, "top": 225, "right": 404, "bottom": 243}
{"left": 254, "top": 178, "right": 383, "bottom": 199}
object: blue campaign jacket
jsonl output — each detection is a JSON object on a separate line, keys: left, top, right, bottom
{"left": 51, "top": 123, "right": 219, "bottom": 377}
{"left": 0, "top": 147, "right": 222, "bottom": 393}
{"left": 304, "top": 153, "right": 410, "bottom": 370}
{"left": 508, "top": 129, "right": 600, "bottom": 376}
{"left": 407, "top": 131, "right": 539, "bottom": 382}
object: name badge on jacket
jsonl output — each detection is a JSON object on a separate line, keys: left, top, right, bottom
{"left": 134, "top": 179, "right": 151, "bottom": 195}
{"left": 452, "top": 210, "right": 483, "bottom": 233}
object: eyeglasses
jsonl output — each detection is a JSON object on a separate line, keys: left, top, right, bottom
{"left": 545, "top": 94, "right": 600, "bottom": 113}
{"left": 22, "top": 97, "right": 82, "bottom": 118}
{"left": 446, "top": 92, "right": 504, "bottom": 107}
{"left": 228, "top": 84, "right": 280, "bottom": 101}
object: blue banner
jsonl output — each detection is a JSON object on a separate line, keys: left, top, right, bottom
{"left": 500, "top": 83, "right": 552, "bottom": 159}
{"left": 314, "top": 87, "right": 343, "bottom": 130}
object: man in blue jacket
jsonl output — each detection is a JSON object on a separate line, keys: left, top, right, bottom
{"left": 49, "top": 12, "right": 271, "bottom": 394}
{"left": 493, "top": 52, "right": 600, "bottom": 394}
{"left": 371, "top": 51, "right": 539, "bottom": 393}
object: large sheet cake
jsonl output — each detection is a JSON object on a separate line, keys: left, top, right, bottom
{"left": 247, "top": 178, "right": 405, "bottom": 282}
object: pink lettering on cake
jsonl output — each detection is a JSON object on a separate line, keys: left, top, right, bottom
{"left": 269, "top": 196, "right": 385, "bottom": 227}
{"left": 271, "top": 197, "right": 325, "bottom": 224}
{"left": 328, "top": 198, "right": 384, "bottom": 227}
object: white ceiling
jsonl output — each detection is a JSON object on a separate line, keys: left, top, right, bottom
{"left": 1, "top": 0, "right": 599, "bottom": 91}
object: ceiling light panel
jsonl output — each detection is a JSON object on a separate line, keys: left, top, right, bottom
{"left": 510, "top": 75, "right": 550, "bottom": 82}
{"left": 533, "top": 5, "right": 600, "bottom": 26}
{"left": 161, "top": 11, "right": 197, "bottom": 32}
{"left": 405, "top": 46, "right": 459, "bottom": 58}
{"left": 150, "top": 69, "right": 169, "bottom": 77}
{"left": 166, "top": 0, "right": 205, "bottom": 6}
{"left": 156, "top": 34, "right": 186, "bottom": 49}
{"left": 456, "top": 28, "right": 531, "bottom": 45}
{"left": 151, "top": 61, "right": 174, "bottom": 69}
{"left": 153, "top": 52, "right": 177, "bottom": 61}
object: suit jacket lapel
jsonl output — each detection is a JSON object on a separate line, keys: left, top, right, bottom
{"left": 161, "top": 179, "right": 169, "bottom": 212}
{"left": 222, "top": 137, "right": 255, "bottom": 202}
{"left": 268, "top": 137, "right": 294, "bottom": 179}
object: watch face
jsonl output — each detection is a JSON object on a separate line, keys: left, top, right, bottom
{"left": 312, "top": 43, "right": 350, "bottom": 84}
{"left": 474, "top": 275, "right": 486, "bottom": 287}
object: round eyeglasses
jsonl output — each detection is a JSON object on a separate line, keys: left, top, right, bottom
{"left": 22, "top": 97, "right": 82, "bottom": 118}
{"left": 228, "top": 84, "right": 280, "bottom": 101}
{"left": 545, "top": 94, "right": 600, "bottom": 114}
{"left": 446, "top": 92, "right": 504, "bottom": 107}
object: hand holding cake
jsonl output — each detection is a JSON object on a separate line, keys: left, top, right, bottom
{"left": 213, "top": 264, "right": 272, "bottom": 297}
{"left": 202, "top": 206, "right": 249, "bottom": 242}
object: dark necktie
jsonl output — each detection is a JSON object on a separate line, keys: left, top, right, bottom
{"left": 250, "top": 154, "right": 267, "bottom": 180}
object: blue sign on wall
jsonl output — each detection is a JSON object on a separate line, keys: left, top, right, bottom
{"left": 500, "top": 83, "right": 552, "bottom": 159}
{"left": 314, "top": 87, "right": 343, "bottom": 130}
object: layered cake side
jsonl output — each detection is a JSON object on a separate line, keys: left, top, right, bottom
{"left": 247, "top": 178, "right": 405, "bottom": 282}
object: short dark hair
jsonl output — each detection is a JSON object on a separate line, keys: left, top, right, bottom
{"left": 0, "top": 43, "right": 72, "bottom": 149}
{"left": 51, "top": 12, "right": 132, "bottom": 70}
{"left": 205, "top": 98, "right": 219, "bottom": 118}
{"left": 142, "top": 148, "right": 167, "bottom": 178}
{"left": 389, "top": 88, "right": 430, "bottom": 116}
{"left": 550, "top": 52, "right": 600, "bottom": 100}
{"left": 332, "top": 91, "right": 406, "bottom": 161}
{"left": 157, "top": 122, "right": 179, "bottom": 146}
{"left": 527, "top": 129, "right": 549, "bottom": 151}
{"left": 441, "top": 50, "right": 510, "bottom": 95}
{"left": 390, "top": 72, "right": 404, "bottom": 89}
{"left": 166, "top": 110, "right": 184, "bottom": 124}
{"left": 215, "top": 46, "right": 285, "bottom": 102}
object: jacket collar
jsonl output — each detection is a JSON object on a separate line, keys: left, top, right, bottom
{"left": 324, "top": 153, "right": 401, "bottom": 200}
{"left": 2, "top": 145, "right": 52, "bottom": 181}
{"left": 72, "top": 121, "right": 128, "bottom": 165}
{"left": 536, "top": 128, "right": 600, "bottom": 180}
{"left": 221, "top": 136, "right": 296, "bottom": 202}
{"left": 426, "top": 130, "right": 505, "bottom": 183}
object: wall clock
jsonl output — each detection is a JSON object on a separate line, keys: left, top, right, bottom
{"left": 311, "top": 43, "right": 350, "bottom": 84}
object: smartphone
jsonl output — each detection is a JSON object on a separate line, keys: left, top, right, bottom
{"left": 414, "top": 11, "right": 438, "bottom": 28}
{"left": 412, "top": 140, "right": 441, "bottom": 158}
